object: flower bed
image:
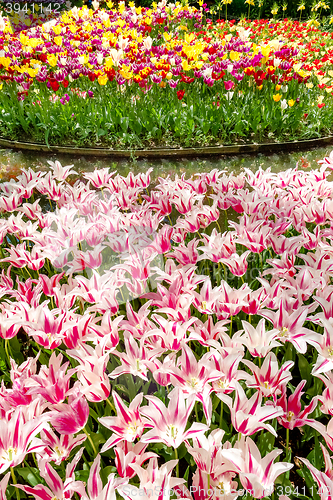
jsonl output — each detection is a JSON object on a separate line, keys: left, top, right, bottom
{"left": 1, "top": 154, "right": 333, "bottom": 499}
{"left": 1, "top": 3, "right": 333, "bottom": 148}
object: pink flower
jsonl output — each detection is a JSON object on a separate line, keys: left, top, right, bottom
{"left": 220, "top": 251, "right": 251, "bottom": 277}
{"left": 239, "top": 318, "right": 280, "bottom": 357}
{"left": 259, "top": 299, "right": 315, "bottom": 354}
{"left": 115, "top": 442, "right": 158, "bottom": 479}
{"left": 218, "top": 382, "right": 283, "bottom": 436}
{"left": 99, "top": 392, "right": 146, "bottom": 451}
{"left": 71, "top": 454, "right": 128, "bottom": 500}
{"left": 0, "top": 473, "right": 10, "bottom": 500}
{"left": 210, "top": 349, "right": 247, "bottom": 394}
{"left": 167, "top": 345, "right": 221, "bottom": 424}
{"left": 36, "top": 427, "right": 87, "bottom": 464}
{"left": 221, "top": 436, "right": 293, "bottom": 499}
{"left": 16, "top": 451, "right": 83, "bottom": 500}
{"left": 118, "top": 457, "right": 185, "bottom": 500}
{"left": 0, "top": 406, "right": 49, "bottom": 473}
{"left": 67, "top": 343, "right": 111, "bottom": 402}
{"left": 166, "top": 238, "right": 200, "bottom": 266}
{"left": 298, "top": 447, "right": 333, "bottom": 500}
{"left": 47, "top": 160, "right": 77, "bottom": 181}
{"left": 109, "top": 331, "right": 163, "bottom": 381}
{"left": 274, "top": 380, "right": 320, "bottom": 431}
{"left": 140, "top": 388, "right": 208, "bottom": 449}
{"left": 198, "top": 229, "right": 236, "bottom": 262}
{"left": 311, "top": 318, "right": 333, "bottom": 375}
{"left": 49, "top": 388, "right": 89, "bottom": 435}
{"left": 224, "top": 80, "right": 235, "bottom": 91}
{"left": 242, "top": 352, "right": 294, "bottom": 398}
{"left": 186, "top": 429, "right": 231, "bottom": 478}
{"left": 25, "top": 352, "right": 77, "bottom": 404}
{"left": 215, "top": 282, "right": 250, "bottom": 319}
{"left": 317, "top": 371, "right": 333, "bottom": 415}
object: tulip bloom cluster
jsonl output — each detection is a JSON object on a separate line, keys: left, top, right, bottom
{"left": 2, "top": 154, "right": 333, "bottom": 498}
{"left": 0, "top": 1, "right": 333, "bottom": 146}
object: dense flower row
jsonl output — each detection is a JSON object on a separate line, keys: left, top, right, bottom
{"left": 0, "top": 2, "right": 333, "bottom": 101}
{"left": 1, "top": 155, "right": 333, "bottom": 498}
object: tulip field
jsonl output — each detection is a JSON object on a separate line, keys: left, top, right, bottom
{"left": 3, "top": 0, "right": 333, "bottom": 498}
{"left": 1, "top": 152, "right": 333, "bottom": 499}
{"left": 1, "top": 0, "right": 333, "bottom": 147}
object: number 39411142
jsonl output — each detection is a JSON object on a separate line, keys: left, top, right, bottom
{"left": 4, "top": 3, "right": 61, "bottom": 14}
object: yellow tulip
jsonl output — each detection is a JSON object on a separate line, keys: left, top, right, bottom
{"left": 185, "top": 33, "right": 195, "bottom": 43}
{"left": 54, "top": 36, "right": 62, "bottom": 46}
{"left": 230, "top": 50, "right": 240, "bottom": 61}
{"left": 261, "top": 46, "right": 270, "bottom": 57}
{"left": 20, "top": 34, "right": 29, "bottom": 45}
{"left": 288, "top": 99, "right": 295, "bottom": 107}
{"left": 98, "top": 74, "right": 108, "bottom": 85}
{"left": 273, "top": 94, "right": 282, "bottom": 102}
{"left": 47, "top": 54, "right": 58, "bottom": 67}
{"left": 26, "top": 67, "right": 39, "bottom": 77}
{"left": 28, "top": 38, "right": 40, "bottom": 48}
{"left": 0, "top": 57, "right": 11, "bottom": 69}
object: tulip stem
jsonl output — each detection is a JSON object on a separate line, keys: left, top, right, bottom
{"left": 229, "top": 316, "right": 233, "bottom": 336}
{"left": 195, "top": 402, "right": 200, "bottom": 422}
{"left": 259, "top": 252, "right": 263, "bottom": 274}
{"left": 5, "top": 339, "right": 12, "bottom": 366}
{"left": 11, "top": 467, "right": 20, "bottom": 500}
{"left": 83, "top": 427, "right": 98, "bottom": 457}
{"left": 174, "top": 447, "right": 179, "bottom": 477}
{"left": 106, "top": 397, "right": 116, "bottom": 412}
{"left": 219, "top": 400, "right": 223, "bottom": 430}
{"left": 285, "top": 427, "right": 291, "bottom": 479}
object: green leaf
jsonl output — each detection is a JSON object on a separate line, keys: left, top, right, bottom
{"left": 91, "top": 432, "right": 106, "bottom": 446}
{"left": 75, "top": 470, "right": 90, "bottom": 482}
{"left": 297, "top": 465, "right": 320, "bottom": 500}
{"left": 16, "top": 467, "right": 41, "bottom": 487}
{"left": 177, "top": 443, "right": 188, "bottom": 460}
{"left": 120, "top": 117, "right": 129, "bottom": 133}
{"left": 100, "top": 465, "right": 117, "bottom": 485}
{"left": 258, "top": 431, "right": 275, "bottom": 455}
{"left": 45, "top": 128, "right": 50, "bottom": 148}
{"left": 298, "top": 354, "right": 311, "bottom": 384}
